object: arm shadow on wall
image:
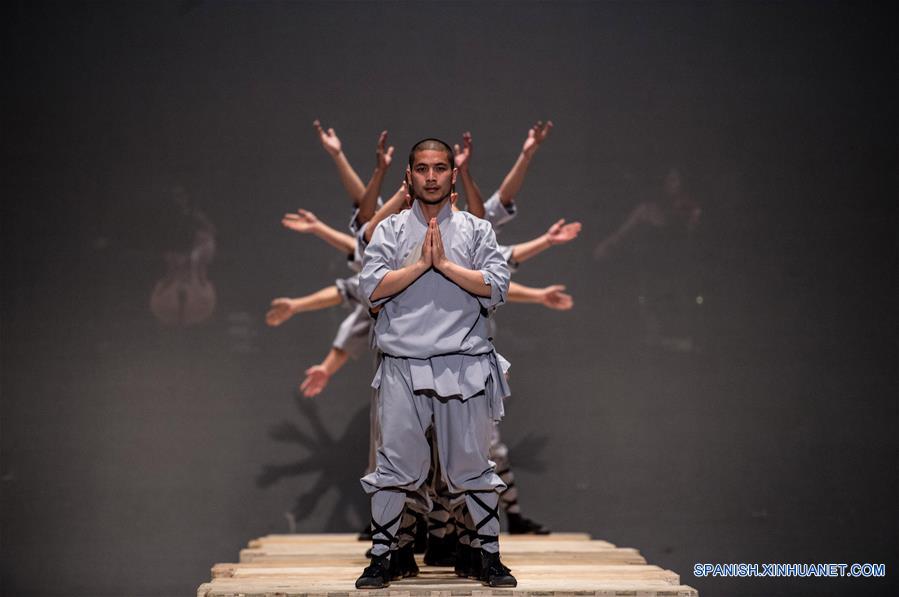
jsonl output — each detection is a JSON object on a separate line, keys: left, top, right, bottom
{"left": 504, "top": 433, "right": 550, "bottom": 475}
{"left": 256, "top": 395, "right": 370, "bottom": 532}
{"left": 254, "top": 396, "right": 553, "bottom": 533}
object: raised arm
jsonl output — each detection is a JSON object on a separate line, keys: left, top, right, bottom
{"left": 363, "top": 182, "right": 409, "bottom": 244}
{"left": 511, "top": 218, "right": 582, "bottom": 263}
{"left": 313, "top": 120, "right": 366, "bottom": 204}
{"left": 507, "top": 282, "right": 573, "bottom": 310}
{"left": 282, "top": 209, "right": 356, "bottom": 254}
{"left": 498, "top": 120, "right": 553, "bottom": 205}
{"left": 355, "top": 130, "right": 395, "bottom": 226}
{"left": 454, "top": 132, "right": 485, "bottom": 218}
{"left": 300, "top": 347, "right": 349, "bottom": 398}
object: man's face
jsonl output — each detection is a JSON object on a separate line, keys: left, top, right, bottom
{"left": 409, "top": 149, "right": 455, "bottom": 203}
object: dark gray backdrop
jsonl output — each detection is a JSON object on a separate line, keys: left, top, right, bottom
{"left": 2, "top": 2, "right": 896, "bottom": 596}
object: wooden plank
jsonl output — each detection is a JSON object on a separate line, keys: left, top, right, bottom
{"left": 217, "top": 550, "right": 647, "bottom": 575}
{"left": 214, "top": 563, "right": 678, "bottom": 584}
{"left": 239, "top": 550, "right": 648, "bottom": 566}
{"left": 248, "top": 533, "right": 592, "bottom": 548}
{"left": 198, "top": 576, "right": 699, "bottom": 597}
{"left": 222, "top": 570, "right": 677, "bottom": 583}
{"left": 240, "top": 541, "right": 627, "bottom": 558}
{"left": 202, "top": 533, "right": 697, "bottom": 597}
{"left": 239, "top": 550, "right": 647, "bottom": 566}
{"left": 213, "top": 562, "right": 670, "bottom": 579}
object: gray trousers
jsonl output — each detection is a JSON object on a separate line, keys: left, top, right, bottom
{"left": 360, "top": 357, "right": 505, "bottom": 555}
{"left": 490, "top": 424, "right": 521, "bottom": 514}
{"left": 425, "top": 423, "right": 520, "bottom": 544}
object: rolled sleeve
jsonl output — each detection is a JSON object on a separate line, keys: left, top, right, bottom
{"left": 335, "top": 274, "right": 363, "bottom": 306}
{"left": 359, "top": 216, "right": 396, "bottom": 308}
{"left": 483, "top": 191, "right": 517, "bottom": 232}
{"left": 348, "top": 196, "right": 384, "bottom": 235}
{"left": 335, "top": 277, "right": 352, "bottom": 306}
{"left": 348, "top": 207, "right": 362, "bottom": 236}
{"left": 496, "top": 243, "right": 519, "bottom": 273}
{"left": 331, "top": 304, "right": 371, "bottom": 358}
{"left": 472, "top": 223, "right": 510, "bottom": 309}
{"left": 346, "top": 222, "right": 369, "bottom": 273}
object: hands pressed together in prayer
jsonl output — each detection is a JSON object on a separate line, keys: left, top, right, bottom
{"left": 418, "top": 210, "right": 454, "bottom": 273}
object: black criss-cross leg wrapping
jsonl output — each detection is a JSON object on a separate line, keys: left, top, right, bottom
{"left": 467, "top": 491, "right": 500, "bottom": 548}
{"left": 370, "top": 511, "right": 403, "bottom": 550}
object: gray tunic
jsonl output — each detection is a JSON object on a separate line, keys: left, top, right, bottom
{"left": 347, "top": 196, "right": 384, "bottom": 236}
{"left": 332, "top": 275, "right": 371, "bottom": 358}
{"left": 359, "top": 200, "right": 511, "bottom": 419}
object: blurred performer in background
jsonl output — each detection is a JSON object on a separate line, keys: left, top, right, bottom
{"left": 150, "top": 185, "right": 217, "bottom": 326}
{"left": 594, "top": 167, "right": 703, "bottom": 352}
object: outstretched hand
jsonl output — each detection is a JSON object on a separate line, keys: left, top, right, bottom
{"left": 454, "top": 131, "right": 473, "bottom": 171}
{"left": 546, "top": 218, "right": 582, "bottom": 245}
{"left": 313, "top": 120, "right": 341, "bottom": 156}
{"left": 282, "top": 209, "right": 320, "bottom": 233}
{"left": 376, "top": 130, "right": 394, "bottom": 170}
{"left": 300, "top": 365, "right": 330, "bottom": 397}
{"left": 266, "top": 298, "right": 297, "bottom": 326}
{"left": 522, "top": 120, "right": 553, "bottom": 158}
{"left": 540, "top": 285, "right": 573, "bottom": 310}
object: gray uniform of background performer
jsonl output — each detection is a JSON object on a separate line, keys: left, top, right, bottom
{"left": 482, "top": 193, "right": 533, "bottom": 525}
{"left": 331, "top": 274, "right": 381, "bottom": 474}
{"left": 333, "top": 276, "right": 369, "bottom": 356}
{"left": 358, "top": 197, "right": 511, "bottom": 563}
{"left": 425, "top": 194, "right": 523, "bottom": 550}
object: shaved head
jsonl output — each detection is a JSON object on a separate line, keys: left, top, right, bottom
{"left": 408, "top": 138, "right": 454, "bottom": 168}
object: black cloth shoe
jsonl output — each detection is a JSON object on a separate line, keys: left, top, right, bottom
{"left": 355, "top": 553, "right": 392, "bottom": 589}
{"left": 391, "top": 544, "right": 420, "bottom": 579}
{"left": 466, "top": 546, "right": 483, "bottom": 579}
{"left": 507, "top": 512, "right": 551, "bottom": 535}
{"left": 413, "top": 512, "right": 429, "bottom": 554}
{"left": 454, "top": 543, "right": 472, "bottom": 578}
{"left": 423, "top": 532, "right": 457, "bottom": 567}
{"left": 480, "top": 551, "right": 517, "bottom": 587}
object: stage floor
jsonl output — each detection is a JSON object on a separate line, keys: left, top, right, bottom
{"left": 199, "top": 533, "right": 698, "bottom": 596}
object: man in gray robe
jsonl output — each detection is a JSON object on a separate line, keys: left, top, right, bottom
{"left": 355, "top": 139, "right": 516, "bottom": 589}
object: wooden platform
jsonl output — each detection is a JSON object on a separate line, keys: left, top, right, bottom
{"left": 199, "top": 533, "right": 698, "bottom": 597}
